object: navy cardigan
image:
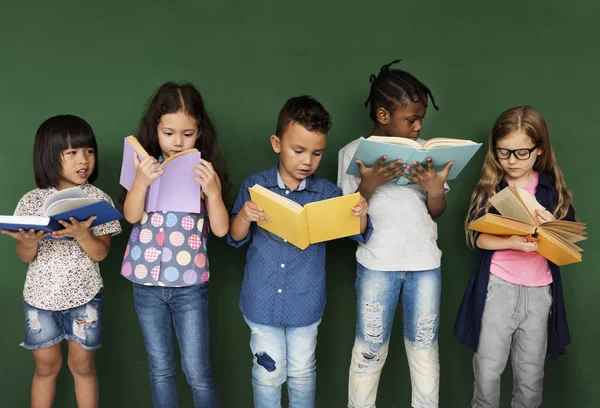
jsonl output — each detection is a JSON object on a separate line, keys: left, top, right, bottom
{"left": 453, "top": 173, "right": 575, "bottom": 359}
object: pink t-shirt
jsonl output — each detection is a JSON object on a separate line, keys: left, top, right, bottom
{"left": 490, "top": 172, "right": 552, "bottom": 286}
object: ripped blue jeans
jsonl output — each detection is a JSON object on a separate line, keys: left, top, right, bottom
{"left": 348, "top": 265, "right": 441, "bottom": 408}
{"left": 244, "top": 316, "right": 320, "bottom": 408}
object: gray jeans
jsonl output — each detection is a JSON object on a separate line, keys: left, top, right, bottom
{"left": 472, "top": 273, "right": 552, "bottom": 408}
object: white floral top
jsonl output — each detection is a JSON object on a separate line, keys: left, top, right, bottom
{"left": 14, "top": 184, "right": 121, "bottom": 311}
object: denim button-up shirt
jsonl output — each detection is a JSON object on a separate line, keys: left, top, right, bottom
{"left": 228, "top": 163, "right": 373, "bottom": 327}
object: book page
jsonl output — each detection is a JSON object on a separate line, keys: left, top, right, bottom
{"left": 421, "top": 138, "right": 477, "bottom": 149}
{"left": 161, "top": 148, "right": 199, "bottom": 167}
{"left": 367, "top": 135, "right": 422, "bottom": 149}
{"left": 0, "top": 215, "right": 50, "bottom": 227}
{"left": 42, "top": 187, "right": 86, "bottom": 214}
{"left": 536, "top": 229, "right": 582, "bottom": 266}
{"left": 46, "top": 198, "right": 100, "bottom": 216}
{"left": 515, "top": 187, "right": 546, "bottom": 217}
{"left": 540, "top": 226, "right": 587, "bottom": 244}
{"left": 489, "top": 187, "right": 537, "bottom": 225}
{"left": 250, "top": 184, "right": 303, "bottom": 212}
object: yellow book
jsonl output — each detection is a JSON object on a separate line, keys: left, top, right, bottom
{"left": 467, "top": 186, "right": 587, "bottom": 266}
{"left": 248, "top": 184, "right": 361, "bottom": 250}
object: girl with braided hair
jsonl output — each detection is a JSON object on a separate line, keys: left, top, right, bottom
{"left": 337, "top": 60, "right": 452, "bottom": 408}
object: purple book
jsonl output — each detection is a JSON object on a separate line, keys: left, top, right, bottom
{"left": 119, "top": 136, "right": 202, "bottom": 213}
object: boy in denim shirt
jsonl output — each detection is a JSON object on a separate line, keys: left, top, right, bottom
{"left": 228, "top": 95, "right": 371, "bottom": 407}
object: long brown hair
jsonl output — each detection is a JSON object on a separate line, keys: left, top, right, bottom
{"left": 465, "top": 106, "right": 573, "bottom": 247}
{"left": 118, "top": 82, "right": 231, "bottom": 209}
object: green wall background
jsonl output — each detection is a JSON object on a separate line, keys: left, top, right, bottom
{"left": 0, "top": 1, "right": 597, "bottom": 406}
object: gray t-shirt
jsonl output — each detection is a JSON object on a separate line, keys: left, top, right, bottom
{"left": 337, "top": 137, "right": 448, "bottom": 271}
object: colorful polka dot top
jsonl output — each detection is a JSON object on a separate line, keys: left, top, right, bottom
{"left": 121, "top": 202, "right": 209, "bottom": 287}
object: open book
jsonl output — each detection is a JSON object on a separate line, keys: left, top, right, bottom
{"left": 467, "top": 186, "right": 587, "bottom": 266}
{"left": 346, "top": 136, "right": 482, "bottom": 185}
{"left": 119, "top": 136, "right": 202, "bottom": 213}
{"left": 0, "top": 187, "right": 122, "bottom": 234}
{"left": 249, "top": 184, "right": 361, "bottom": 250}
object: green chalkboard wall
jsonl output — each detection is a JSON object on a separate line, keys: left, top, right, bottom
{"left": 0, "top": 0, "right": 597, "bottom": 406}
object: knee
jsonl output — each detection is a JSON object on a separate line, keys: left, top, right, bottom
{"left": 351, "top": 343, "right": 388, "bottom": 376}
{"left": 68, "top": 355, "right": 95, "bottom": 377}
{"left": 253, "top": 352, "right": 286, "bottom": 388}
{"left": 35, "top": 355, "right": 62, "bottom": 378}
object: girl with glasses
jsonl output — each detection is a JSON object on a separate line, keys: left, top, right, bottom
{"left": 454, "top": 106, "right": 576, "bottom": 407}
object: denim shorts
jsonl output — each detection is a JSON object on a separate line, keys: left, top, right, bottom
{"left": 21, "top": 291, "right": 103, "bottom": 351}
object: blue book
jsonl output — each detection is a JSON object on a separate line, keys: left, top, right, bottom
{"left": 345, "top": 136, "right": 482, "bottom": 185}
{"left": 0, "top": 187, "right": 123, "bottom": 234}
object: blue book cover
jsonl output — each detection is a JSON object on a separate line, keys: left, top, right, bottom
{"left": 345, "top": 137, "right": 482, "bottom": 185}
{"left": 0, "top": 188, "right": 123, "bottom": 234}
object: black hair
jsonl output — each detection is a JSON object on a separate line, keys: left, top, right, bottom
{"left": 365, "top": 59, "right": 439, "bottom": 122}
{"left": 275, "top": 95, "right": 332, "bottom": 137}
{"left": 33, "top": 115, "right": 99, "bottom": 188}
{"left": 133, "top": 81, "right": 230, "bottom": 196}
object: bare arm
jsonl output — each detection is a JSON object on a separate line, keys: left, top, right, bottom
{"left": 194, "top": 159, "right": 230, "bottom": 237}
{"left": 229, "top": 201, "right": 269, "bottom": 242}
{"left": 476, "top": 233, "right": 538, "bottom": 252}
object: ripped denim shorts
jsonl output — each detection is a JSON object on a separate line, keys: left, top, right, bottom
{"left": 21, "top": 290, "right": 103, "bottom": 350}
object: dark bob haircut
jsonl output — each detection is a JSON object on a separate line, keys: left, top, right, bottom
{"left": 33, "top": 115, "right": 99, "bottom": 188}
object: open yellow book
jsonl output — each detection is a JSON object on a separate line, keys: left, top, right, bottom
{"left": 468, "top": 186, "right": 587, "bottom": 266}
{"left": 367, "top": 136, "right": 478, "bottom": 149}
{"left": 249, "top": 184, "right": 361, "bottom": 250}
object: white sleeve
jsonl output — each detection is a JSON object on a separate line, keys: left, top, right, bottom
{"left": 337, "top": 146, "right": 361, "bottom": 195}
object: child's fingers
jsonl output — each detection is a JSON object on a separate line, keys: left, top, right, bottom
{"left": 375, "top": 156, "right": 387, "bottom": 169}
{"left": 383, "top": 160, "right": 403, "bottom": 171}
{"left": 426, "top": 158, "right": 434, "bottom": 171}
{"left": 440, "top": 161, "right": 454, "bottom": 177}
{"left": 198, "top": 159, "right": 215, "bottom": 173}
{"left": 412, "top": 161, "right": 426, "bottom": 173}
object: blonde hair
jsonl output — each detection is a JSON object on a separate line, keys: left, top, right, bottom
{"left": 465, "top": 106, "right": 573, "bottom": 247}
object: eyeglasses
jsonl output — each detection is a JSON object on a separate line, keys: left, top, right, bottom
{"left": 495, "top": 144, "right": 539, "bottom": 160}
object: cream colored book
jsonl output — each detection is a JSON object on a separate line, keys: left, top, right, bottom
{"left": 468, "top": 186, "right": 587, "bottom": 266}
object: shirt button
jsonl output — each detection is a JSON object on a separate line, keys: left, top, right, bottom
{"left": 283, "top": 239, "right": 287, "bottom": 243}
{"left": 277, "top": 289, "right": 282, "bottom": 293}
{"left": 280, "top": 263, "right": 285, "bottom": 268}
{"left": 285, "top": 190, "right": 290, "bottom": 195}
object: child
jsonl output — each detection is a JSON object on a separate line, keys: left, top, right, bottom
{"left": 454, "top": 106, "right": 575, "bottom": 408}
{"left": 337, "top": 60, "right": 453, "bottom": 408}
{"left": 120, "top": 82, "right": 230, "bottom": 408}
{"left": 227, "top": 95, "right": 370, "bottom": 408}
{"left": 1, "top": 115, "right": 121, "bottom": 408}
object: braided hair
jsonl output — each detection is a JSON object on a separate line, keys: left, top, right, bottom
{"left": 365, "top": 59, "right": 438, "bottom": 122}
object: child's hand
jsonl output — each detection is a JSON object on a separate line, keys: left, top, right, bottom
{"left": 193, "top": 159, "right": 222, "bottom": 198}
{"left": 357, "top": 156, "right": 404, "bottom": 191}
{"left": 535, "top": 209, "right": 555, "bottom": 224}
{"left": 508, "top": 235, "right": 538, "bottom": 252}
{"left": 351, "top": 195, "right": 368, "bottom": 218}
{"left": 240, "top": 201, "right": 270, "bottom": 223}
{"left": 134, "top": 154, "right": 163, "bottom": 188}
{"left": 1, "top": 228, "right": 48, "bottom": 245}
{"left": 403, "top": 158, "right": 453, "bottom": 195}
{"left": 51, "top": 216, "right": 97, "bottom": 241}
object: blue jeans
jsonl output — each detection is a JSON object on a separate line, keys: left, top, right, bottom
{"left": 22, "top": 291, "right": 103, "bottom": 350}
{"left": 133, "top": 283, "right": 219, "bottom": 408}
{"left": 348, "top": 264, "right": 441, "bottom": 408}
{"left": 244, "top": 316, "right": 320, "bottom": 408}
